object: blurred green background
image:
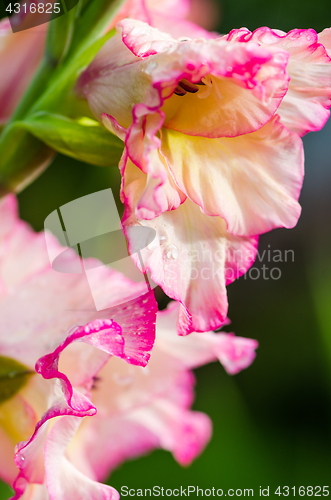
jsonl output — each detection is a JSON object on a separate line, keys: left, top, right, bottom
{"left": 1, "top": 0, "right": 331, "bottom": 498}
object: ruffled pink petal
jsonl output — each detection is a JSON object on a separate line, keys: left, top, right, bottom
{"left": 0, "top": 194, "right": 157, "bottom": 369}
{"left": 103, "top": 110, "right": 185, "bottom": 221}
{"left": 44, "top": 417, "right": 119, "bottom": 500}
{"left": 68, "top": 397, "right": 211, "bottom": 479}
{"left": 12, "top": 301, "right": 156, "bottom": 498}
{"left": 228, "top": 27, "right": 331, "bottom": 136}
{"left": 11, "top": 417, "right": 119, "bottom": 499}
{"left": 119, "top": 152, "right": 186, "bottom": 220}
{"left": 37, "top": 291, "right": 157, "bottom": 392}
{"left": 161, "top": 115, "right": 304, "bottom": 236}
{"left": 127, "top": 399, "right": 212, "bottom": 466}
{"left": 78, "top": 369, "right": 211, "bottom": 471}
{"left": 123, "top": 107, "right": 186, "bottom": 217}
{"left": 157, "top": 301, "right": 258, "bottom": 374}
{"left": 119, "top": 19, "right": 177, "bottom": 57}
{"left": 12, "top": 419, "right": 49, "bottom": 500}
{"left": 213, "top": 333, "right": 258, "bottom": 375}
{"left": 35, "top": 319, "right": 126, "bottom": 414}
{"left": 124, "top": 193, "right": 258, "bottom": 334}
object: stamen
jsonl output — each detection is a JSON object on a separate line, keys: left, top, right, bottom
{"left": 197, "top": 76, "right": 213, "bottom": 99}
{"left": 197, "top": 76, "right": 223, "bottom": 100}
{"left": 178, "top": 79, "right": 199, "bottom": 93}
{"left": 174, "top": 85, "right": 187, "bottom": 96}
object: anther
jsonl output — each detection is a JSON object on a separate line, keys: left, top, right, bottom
{"left": 174, "top": 86, "right": 187, "bottom": 96}
{"left": 178, "top": 79, "right": 199, "bottom": 93}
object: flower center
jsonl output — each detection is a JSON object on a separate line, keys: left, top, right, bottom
{"left": 174, "top": 79, "right": 199, "bottom": 96}
{"left": 173, "top": 77, "right": 223, "bottom": 100}
{"left": 197, "top": 76, "right": 223, "bottom": 100}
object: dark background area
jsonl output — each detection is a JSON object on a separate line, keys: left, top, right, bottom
{"left": 1, "top": 0, "right": 331, "bottom": 497}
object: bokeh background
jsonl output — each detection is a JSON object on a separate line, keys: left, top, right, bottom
{"left": 1, "top": 0, "right": 331, "bottom": 497}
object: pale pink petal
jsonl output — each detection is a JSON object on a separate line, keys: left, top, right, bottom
{"left": 145, "top": 0, "right": 191, "bottom": 18}
{"left": 0, "top": 194, "right": 17, "bottom": 241}
{"left": 157, "top": 301, "right": 258, "bottom": 374}
{"left": 161, "top": 115, "right": 304, "bottom": 236}
{"left": 101, "top": 113, "right": 127, "bottom": 141}
{"left": 127, "top": 399, "right": 212, "bottom": 466}
{"left": 119, "top": 18, "right": 177, "bottom": 57}
{"left": 214, "top": 334, "right": 258, "bottom": 375}
{"left": 18, "top": 483, "right": 48, "bottom": 500}
{"left": 149, "top": 13, "right": 216, "bottom": 40}
{"left": 124, "top": 194, "right": 258, "bottom": 334}
{"left": 66, "top": 417, "right": 159, "bottom": 481}
{"left": 119, "top": 153, "right": 186, "bottom": 220}
{"left": 44, "top": 417, "right": 119, "bottom": 500}
{"left": 228, "top": 27, "right": 331, "bottom": 136}
{"left": 319, "top": 28, "right": 331, "bottom": 57}
{"left": 76, "top": 394, "right": 211, "bottom": 474}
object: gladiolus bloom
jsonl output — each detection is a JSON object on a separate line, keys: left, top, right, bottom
{"left": 0, "top": 194, "right": 157, "bottom": 498}
{"left": 78, "top": 19, "right": 328, "bottom": 333}
{"left": 0, "top": 195, "right": 258, "bottom": 499}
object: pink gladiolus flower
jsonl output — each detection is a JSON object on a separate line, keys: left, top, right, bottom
{"left": 0, "top": 17, "right": 46, "bottom": 124}
{"left": 78, "top": 19, "right": 315, "bottom": 333}
{"left": 0, "top": 195, "right": 258, "bottom": 499}
{"left": 0, "top": 194, "right": 157, "bottom": 498}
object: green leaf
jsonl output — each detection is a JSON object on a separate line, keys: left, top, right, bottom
{"left": 23, "top": 113, "right": 124, "bottom": 166}
{"left": 0, "top": 123, "right": 55, "bottom": 196}
{"left": 0, "top": 356, "right": 34, "bottom": 406}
